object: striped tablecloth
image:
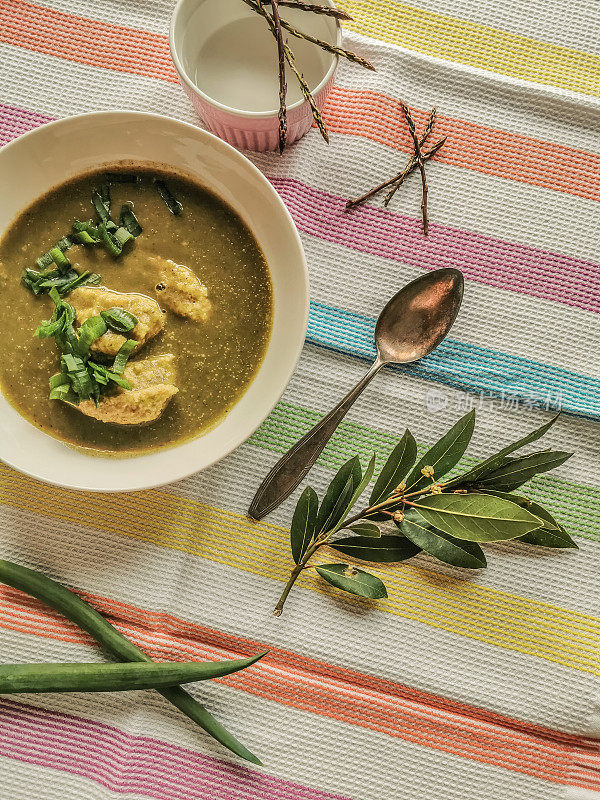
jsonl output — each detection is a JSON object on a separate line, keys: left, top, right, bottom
{"left": 1, "top": 1, "right": 600, "bottom": 798}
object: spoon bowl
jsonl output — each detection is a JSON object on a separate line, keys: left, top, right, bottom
{"left": 375, "top": 269, "right": 464, "bottom": 364}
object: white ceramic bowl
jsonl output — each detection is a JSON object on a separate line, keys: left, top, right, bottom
{"left": 170, "top": 0, "right": 340, "bottom": 150}
{"left": 0, "top": 112, "right": 309, "bottom": 492}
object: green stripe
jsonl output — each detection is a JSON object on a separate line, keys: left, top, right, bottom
{"left": 249, "top": 401, "right": 600, "bottom": 543}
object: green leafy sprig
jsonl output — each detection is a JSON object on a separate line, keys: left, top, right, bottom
{"left": 274, "top": 411, "right": 576, "bottom": 616}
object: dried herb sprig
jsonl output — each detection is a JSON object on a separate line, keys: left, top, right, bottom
{"left": 273, "top": 412, "right": 576, "bottom": 616}
{"left": 243, "top": 0, "right": 329, "bottom": 143}
{"left": 345, "top": 104, "right": 445, "bottom": 227}
{"left": 257, "top": 0, "right": 353, "bottom": 20}
{"left": 346, "top": 136, "right": 446, "bottom": 209}
{"left": 274, "top": 16, "right": 375, "bottom": 71}
{"left": 384, "top": 107, "right": 436, "bottom": 207}
{"left": 241, "top": 0, "right": 374, "bottom": 149}
{"left": 269, "top": 0, "right": 288, "bottom": 153}
{"left": 401, "top": 102, "right": 429, "bottom": 233}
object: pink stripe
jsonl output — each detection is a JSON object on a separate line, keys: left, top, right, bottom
{"left": 1, "top": 105, "right": 598, "bottom": 314}
{"left": 0, "top": 103, "right": 54, "bottom": 146}
{"left": 270, "top": 177, "right": 600, "bottom": 314}
{"left": 0, "top": 699, "right": 348, "bottom": 800}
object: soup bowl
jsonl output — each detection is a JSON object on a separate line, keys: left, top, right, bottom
{"left": 0, "top": 112, "right": 309, "bottom": 492}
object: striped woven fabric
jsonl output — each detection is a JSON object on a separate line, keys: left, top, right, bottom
{"left": 1, "top": 1, "right": 599, "bottom": 799}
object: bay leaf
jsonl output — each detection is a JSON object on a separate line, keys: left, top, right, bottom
{"left": 446, "top": 414, "right": 560, "bottom": 488}
{"left": 476, "top": 450, "right": 573, "bottom": 491}
{"left": 518, "top": 527, "right": 578, "bottom": 549}
{"left": 344, "top": 521, "right": 381, "bottom": 537}
{"left": 290, "top": 486, "right": 318, "bottom": 564}
{"left": 331, "top": 534, "right": 421, "bottom": 562}
{"left": 405, "top": 410, "right": 475, "bottom": 494}
{"left": 315, "top": 563, "right": 388, "bottom": 599}
{"left": 316, "top": 456, "right": 361, "bottom": 533}
{"left": 369, "top": 430, "right": 417, "bottom": 505}
{"left": 413, "top": 492, "right": 543, "bottom": 542}
{"left": 398, "top": 514, "right": 486, "bottom": 568}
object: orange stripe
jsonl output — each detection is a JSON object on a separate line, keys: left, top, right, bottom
{"left": 0, "top": 0, "right": 178, "bottom": 82}
{"left": 322, "top": 86, "right": 600, "bottom": 202}
{"left": 2, "top": 585, "right": 598, "bottom": 785}
{"left": 2, "top": 1, "right": 599, "bottom": 204}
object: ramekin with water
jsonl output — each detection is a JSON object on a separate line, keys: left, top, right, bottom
{"left": 169, "top": 0, "right": 341, "bottom": 151}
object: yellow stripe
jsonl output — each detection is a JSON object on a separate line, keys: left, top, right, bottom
{"left": 1, "top": 465, "right": 599, "bottom": 674}
{"left": 343, "top": 0, "right": 600, "bottom": 98}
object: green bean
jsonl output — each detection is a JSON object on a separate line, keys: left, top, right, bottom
{"left": 0, "top": 654, "right": 266, "bottom": 694}
{"left": 0, "top": 560, "right": 263, "bottom": 765}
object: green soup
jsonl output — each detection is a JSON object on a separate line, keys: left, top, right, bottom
{"left": 0, "top": 166, "right": 273, "bottom": 455}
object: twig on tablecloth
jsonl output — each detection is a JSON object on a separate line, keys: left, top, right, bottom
{"left": 345, "top": 135, "right": 446, "bottom": 210}
{"left": 401, "top": 102, "right": 429, "bottom": 234}
{"left": 385, "top": 107, "right": 436, "bottom": 206}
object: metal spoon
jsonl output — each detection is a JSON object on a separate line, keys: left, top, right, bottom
{"left": 248, "top": 268, "right": 464, "bottom": 520}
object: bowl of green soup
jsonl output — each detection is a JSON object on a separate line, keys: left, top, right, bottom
{"left": 0, "top": 112, "right": 309, "bottom": 491}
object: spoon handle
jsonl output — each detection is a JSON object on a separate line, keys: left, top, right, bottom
{"left": 248, "top": 358, "right": 384, "bottom": 520}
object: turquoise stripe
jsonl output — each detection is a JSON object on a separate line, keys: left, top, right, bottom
{"left": 307, "top": 302, "right": 600, "bottom": 420}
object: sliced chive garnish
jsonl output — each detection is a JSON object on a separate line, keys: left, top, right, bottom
{"left": 89, "top": 362, "right": 131, "bottom": 390}
{"left": 75, "top": 315, "right": 107, "bottom": 357}
{"left": 154, "top": 179, "right": 182, "bottom": 215}
{"left": 49, "top": 373, "right": 70, "bottom": 389}
{"left": 92, "top": 184, "right": 111, "bottom": 221}
{"left": 73, "top": 230, "right": 97, "bottom": 245}
{"left": 97, "top": 221, "right": 123, "bottom": 258}
{"left": 35, "top": 235, "right": 73, "bottom": 270}
{"left": 49, "top": 383, "right": 74, "bottom": 401}
{"left": 100, "top": 308, "right": 138, "bottom": 333}
{"left": 119, "top": 204, "right": 142, "bottom": 237}
{"left": 105, "top": 371, "right": 131, "bottom": 390}
{"left": 112, "top": 338, "right": 137, "bottom": 374}
{"left": 114, "top": 226, "right": 134, "bottom": 248}
{"left": 49, "top": 247, "right": 71, "bottom": 270}
{"left": 21, "top": 266, "right": 102, "bottom": 297}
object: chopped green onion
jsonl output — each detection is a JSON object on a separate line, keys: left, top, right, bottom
{"left": 49, "top": 247, "right": 70, "bottom": 270}
{"left": 92, "top": 184, "right": 111, "bottom": 221}
{"left": 114, "top": 226, "right": 134, "bottom": 248}
{"left": 119, "top": 204, "right": 142, "bottom": 237}
{"left": 105, "top": 371, "right": 132, "bottom": 390}
{"left": 100, "top": 308, "right": 138, "bottom": 333}
{"left": 49, "top": 373, "right": 70, "bottom": 389}
{"left": 75, "top": 315, "right": 107, "bottom": 357}
{"left": 89, "top": 362, "right": 132, "bottom": 390}
{"left": 35, "top": 235, "right": 73, "bottom": 270}
{"left": 97, "top": 221, "right": 122, "bottom": 258}
{"left": 112, "top": 338, "right": 137, "bottom": 374}
{"left": 105, "top": 172, "right": 138, "bottom": 184}
{"left": 73, "top": 230, "right": 97, "bottom": 245}
{"left": 49, "top": 383, "right": 73, "bottom": 401}
{"left": 62, "top": 271, "right": 102, "bottom": 293}
{"left": 22, "top": 266, "right": 101, "bottom": 297}
{"left": 154, "top": 179, "right": 182, "bottom": 215}
{"left": 61, "top": 353, "right": 94, "bottom": 400}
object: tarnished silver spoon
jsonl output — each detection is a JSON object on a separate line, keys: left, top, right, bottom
{"left": 248, "top": 268, "right": 464, "bottom": 520}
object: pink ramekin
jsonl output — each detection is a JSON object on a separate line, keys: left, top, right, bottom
{"left": 169, "top": 0, "right": 341, "bottom": 151}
